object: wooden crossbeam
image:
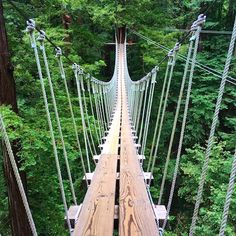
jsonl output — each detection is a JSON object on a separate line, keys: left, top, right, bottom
{"left": 83, "top": 172, "right": 153, "bottom": 184}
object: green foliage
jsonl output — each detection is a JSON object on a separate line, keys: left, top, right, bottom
{"left": 1, "top": 0, "right": 236, "bottom": 235}
{"left": 177, "top": 142, "right": 236, "bottom": 235}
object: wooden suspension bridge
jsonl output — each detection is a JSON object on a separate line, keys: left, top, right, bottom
{"left": 1, "top": 1, "right": 236, "bottom": 235}
{"left": 73, "top": 33, "right": 160, "bottom": 236}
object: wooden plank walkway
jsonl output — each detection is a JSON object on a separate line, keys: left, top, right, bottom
{"left": 74, "top": 43, "right": 158, "bottom": 236}
{"left": 119, "top": 45, "right": 159, "bottom": 236}
{"left": 73, "top": 153, "right": 118, "bottom": 236}
{"left": 73, "top": 66, "right": 121, "bottom": 235}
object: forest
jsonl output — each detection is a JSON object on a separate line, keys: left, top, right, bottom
{"left": 0, "top": 0, "right": 236, "bottom": 235}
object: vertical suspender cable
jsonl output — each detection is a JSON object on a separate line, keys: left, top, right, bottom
{"left": 148, "top": 52, "right": 177, "bottom": 184}
{"left": 147, "top": 59, "right": 170, "bottom": 172}
{"left": 219, "top": 148, "right": 236, "bottom": 236}
{"left": 158, "top": 41, "right": 192, "bottom": 204}
{"left": 135, "top": 81, "right": 145, "bottom": 134}
{"left": 97, "top": 83, "right": 106, "bottom": 137}
{"left": 56, "top": 48, "right": 89, "bottom": 187}
{"left": 80, "top": 77, "right": 95, "bottom": 157}
{"left": 26, "top": 20, "right": 72, "bottom": 233}
{"left": 92, "top": 82, "right": 103, "bottom": 140}
{"left": 38, "top": 32, "right": 77, "bottom": 205}
{"left": 102, "top": 86, "right": 110, "bottom": 128}
{"left": 133, "top": 85, "right": 139, "bottom": 125}
{"left": 97, "top": 84, "right": 107, "bottom": 132}
{"left": 99, "top": 85, "right": 108, "bottom": 130}
{"left": 87, "top": 79, "right": 100, "bottom": 144}
{"left": 138, "top": 78, "right": 150, "bottom": 150}
{"left": 163, "top": 15, "right": 205, "bottom": 231}
{"left": 141, "top": 68, "right": 158, "bottom": 155}
{"left": 73, "top": 64, "right": 92, "bottom": 173}
{"left": 189, "top": 16, "right": 236, "bottom": 236}
{"left": 81, "top": 76, "right": 97, "bottom": 155}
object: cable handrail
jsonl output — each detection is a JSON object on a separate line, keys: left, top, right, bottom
{"left": 130, "top": 29, "right": 236, "bottom": 86}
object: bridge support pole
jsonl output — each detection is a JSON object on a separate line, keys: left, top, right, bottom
{"left": 0, "top": 1, "right": 32, "bottom": 235}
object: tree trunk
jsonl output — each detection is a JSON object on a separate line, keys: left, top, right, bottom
{"left": 227, "top": 0, "right": 236, "bottom": 27}
{"left": 0, "top": 1, "right": 32, "bottom": 235}
{"left": 117, "top": 27, "right": 126, "bottom": 44}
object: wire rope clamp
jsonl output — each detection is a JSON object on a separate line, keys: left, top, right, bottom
{"left": 85, "top": 73, "right": 90, "bottom": 81}
{"left": 86, "top": 75, "right": 91, "bottom": 92}
{"left": 72, "top": 63, "right": 79, "bottom": 75}
{"left": 173, "top": 42, "right": 181, "bottom": 52}
{"left": 168, "top": 49, "right": 174, "bottom": 58}
{"left": 37, "top": 30, "right": 46, "bottom": 49}
{"left": 26, "top": 19, "right": 36, "bottom": 48}
{"left": 168, "top": 49, "right": 175, "bottom": 65}
{"left": 55, "top": 47, "right": 62, "bottom": 58}
{"left": 190, "top": 14, "right": 206, "bottom": 40}
{"left": 146, "top": 72, "right": 152, "bottom": 84}
{"left": 141, "top": 81, "right": 146, "bottom": 91}
{"left": 37, "top": 30, "right": 46, "bottom": 41}
{"left": 151, "top": 66, "right": 159, "bottom": 83}
{"left": 78, "top": 65, "right": 84, "bottom": 76}
{"left": 26, "top": 19, "right": 35, "bottom": 33}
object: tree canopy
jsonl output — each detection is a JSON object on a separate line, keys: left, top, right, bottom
{"left": 0, "top": 0, "right": 236, "bottom": 235}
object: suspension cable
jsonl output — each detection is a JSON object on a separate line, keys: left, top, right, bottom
{"left": 219, "top": 147, "right": 236, "bottom": 236}
{"left": 37, "top": 31, "right": 77, "bottom": 205}
{"left": 26, "top": 20, "right": 72, "bottom": 233}
{"left": 141, "top": 67, "right": 158, "bottom": 155}
{"left": 163, "top": 15, "right": 205, "bottom": 231}
{"left": 55, "top": 47, "right": 89, "bottom": 187}
{"left": 130, "top": 29, "right": 236, "bottom": 85}
{"left": 0, "top": 115, "right": 38, "bottom": 236}
{"left": 81, "top": 76, "right": 97, "bottom": 155}
{"left": 189, "top": 16, "right": 236, "bottom": 236}
{"left": 148, "top": 47, "right": 179, "bottom": 186}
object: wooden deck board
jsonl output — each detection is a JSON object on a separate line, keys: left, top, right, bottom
{"left": 73, "top": 65, "right": 121, "bottom": 235}
{"left": 74, "top": 43, "right": 158, "bottom": 236}
{"left": 119, "top": 45, "right": 159, "bottom": 236}
{"left": 73, "top": 154, "right": 118, "bottom": 236}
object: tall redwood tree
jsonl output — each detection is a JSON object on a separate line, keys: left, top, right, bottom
{"left": 0, "top": 1, "right": 32, "bottom": 235}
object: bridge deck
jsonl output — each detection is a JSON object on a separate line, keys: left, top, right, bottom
{"left": 73, "top": 73, "right": 121, "bottom": 235}
{"left": 119, "top": 45, "right": 159, "bottom": 236}
{"left": 74, "top": 44, "right": 158, "bottom": 236}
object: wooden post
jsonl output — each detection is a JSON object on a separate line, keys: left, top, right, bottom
{"left": 0, "top": 1, "right": 32, "bottom": 235}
